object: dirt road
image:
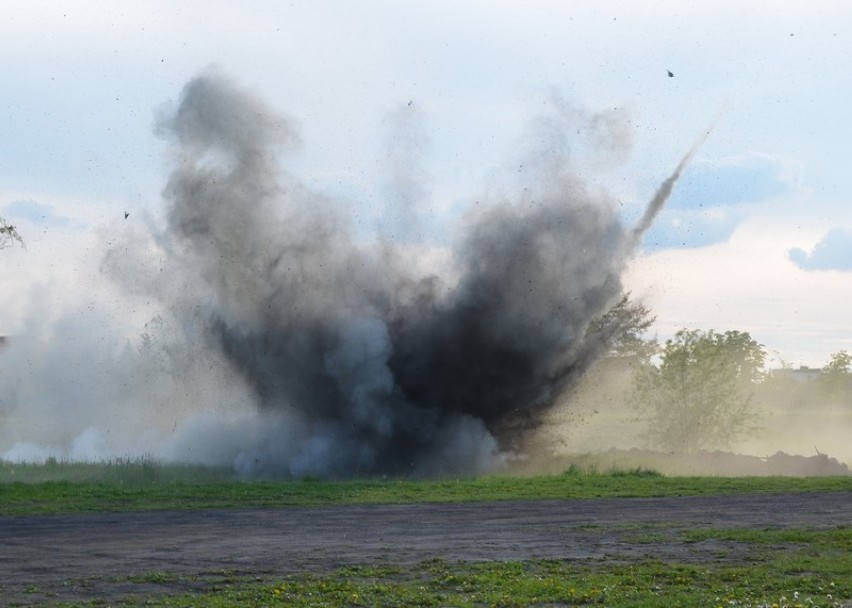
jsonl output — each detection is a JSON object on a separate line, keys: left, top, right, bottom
{"left": 2, "top": 492, "right": 850, "bottom": 605}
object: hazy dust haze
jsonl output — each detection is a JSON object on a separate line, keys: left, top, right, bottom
{"left": 1, "top": 72, "right": 692, "bottom": 477}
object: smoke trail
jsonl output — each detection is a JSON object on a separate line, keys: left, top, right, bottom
{"left": 629, "top": 127, "right": 713, "bottom": 247}
{"left": 0, "top": 72, "right": 698, "bottom": 478}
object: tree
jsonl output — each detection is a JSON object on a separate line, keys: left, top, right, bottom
{"left": 587, "top": 293, "right": 657, "bottom": 362}
{"left": 819, "top": 350, "right": 852, "bottom": 403}
{"left": 632, "top": 328, "right": 766, "bottom": 453}
{"left": 0, "top": 217, "right": 23, "bottom": 249}
{"left": 823, "top": 350, "right": 851, "bottom": 375}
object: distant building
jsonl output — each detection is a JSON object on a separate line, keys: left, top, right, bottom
{"left": 772, "top": 365, "right": 823, "bottom": 382}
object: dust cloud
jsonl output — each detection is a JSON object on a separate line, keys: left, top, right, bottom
{"left": 528, "top": 360, "right": 852, "bottom": 475}
{"left": 1, "top": 72, "right": 694, "bottom": 478}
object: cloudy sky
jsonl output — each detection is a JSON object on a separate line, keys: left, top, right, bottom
{"left": 2, "top": 1, "right": 851, "bottom": 367}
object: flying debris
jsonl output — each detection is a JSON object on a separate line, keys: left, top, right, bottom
{"left": 3, "top": 71, "right": 711, "bottom": 480}
{"left": 134, "top": 72, "right": 704, "bottom": 479}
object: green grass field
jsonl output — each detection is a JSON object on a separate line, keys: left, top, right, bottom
{"left": 1, "top": 459, "right": 850, "bottom": 516}
{"left": 21, "top": 526, "right": 851, "bottom": 607}
{"left": 138, "top": 534, "right": 852, "bottom": 608}
{"left": 3, "top": 461, "right": 850, "bottom": 606}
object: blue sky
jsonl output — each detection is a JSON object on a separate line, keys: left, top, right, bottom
{"left": 2, "top": 1, "right": 852, "bottom": 367}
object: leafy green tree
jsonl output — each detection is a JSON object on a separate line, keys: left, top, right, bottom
{"left": 632, "top": 328, "right": 766, "bottom": 453}
{"left": 0, "top": 217, "right": 23, "bottom": 249}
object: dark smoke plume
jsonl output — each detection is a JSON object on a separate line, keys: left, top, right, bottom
{"left": 139, "top": 73, "right": 694, "bottom": 477}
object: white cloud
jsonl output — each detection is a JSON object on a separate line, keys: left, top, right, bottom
{"left": 789, "top": 228, "right": 852, "bottom": 271}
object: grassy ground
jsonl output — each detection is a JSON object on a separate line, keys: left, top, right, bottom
{"left": 30, "top": 526, "right": 850, "bottom": 607}
{"left": 1, "top": 459, "right": 850, "bottom": 516}
{"left": 161, "top": 547, "right": 852, "bottom": 608}
{"left": 4, "top": 462, "right": 851, "bottom": 606}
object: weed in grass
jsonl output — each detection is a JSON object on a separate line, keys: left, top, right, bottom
{"left": 625, "top": 531, "right": 670, "bottom": 544}
{"left": 336, "top": 565, "right": 403, "bottom": 578}
{"left": 562, "top": 463, "right": 592, "bottom": 476}
{"left": 563, "top": 463, "right": 664, "bottom": 478}
{"left": 684, "top": 526, "right": 852, "bottom": 546}
{"left": 122, "top": 570, "right": 182, "bottom": 584}
{"left": 608, "top": 466, "right": 664, "bottom": 478}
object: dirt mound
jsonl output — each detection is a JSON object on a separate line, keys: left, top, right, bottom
{"left": 554, "top": 448, "right": 851, "bottom": 477}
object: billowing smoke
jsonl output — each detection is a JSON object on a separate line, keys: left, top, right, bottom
{"left": 0, "top": 73, "right": 694, "bottom": 477}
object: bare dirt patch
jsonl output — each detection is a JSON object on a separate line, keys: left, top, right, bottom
{"left": 1, "top": 492, "right": 850, "bottom": 605}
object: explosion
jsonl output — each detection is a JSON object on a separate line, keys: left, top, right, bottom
{"left": 0, "top": 73, "right": 695, "bottom": 477}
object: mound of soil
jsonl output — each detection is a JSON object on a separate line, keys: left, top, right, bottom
{"left": 551, "top": 448, "right": 851, "bottom": 477}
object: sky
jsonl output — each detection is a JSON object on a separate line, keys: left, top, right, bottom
{"left": 2, "top": 0, "right": 852, "bottom": 368}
